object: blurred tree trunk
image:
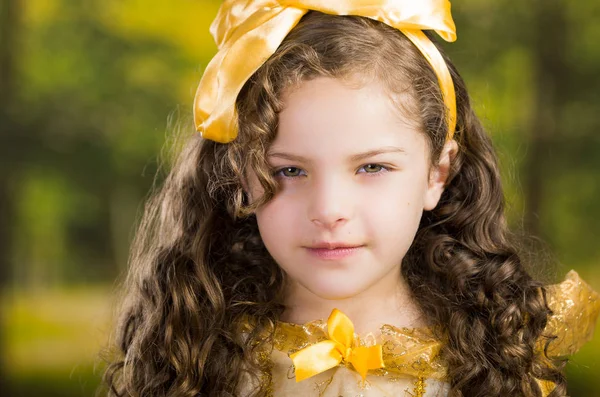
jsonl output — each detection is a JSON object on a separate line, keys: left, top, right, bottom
{"left": 525, "top": 0, "right": 568, "bottom": 236}
{"left": 0, "top": 0, "right": 21, "bottom": 390}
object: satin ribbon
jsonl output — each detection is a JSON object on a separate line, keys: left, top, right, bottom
{"left": 193, "top": 0, "right": 457, "bottom": 144}
{"left": 289, "top": 308, "right": 384, "bottom": 382}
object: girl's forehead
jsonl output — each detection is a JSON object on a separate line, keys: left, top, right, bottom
{"left": 272, "top": 77, "right": 425, "bottom": 155}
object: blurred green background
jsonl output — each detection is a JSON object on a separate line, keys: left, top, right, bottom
{"left": 0, "top": 0, "right": 598, "bottom": 396}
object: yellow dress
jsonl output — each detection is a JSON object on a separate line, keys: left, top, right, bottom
{"left": 239, "top": 270, "right": 600, "bottom": 397}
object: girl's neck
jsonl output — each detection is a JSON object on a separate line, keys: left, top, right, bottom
{"left": 280, "top": 273, "right": 429, "bottom": 335}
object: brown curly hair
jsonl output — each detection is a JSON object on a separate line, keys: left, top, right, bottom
{"left": 103, "top": 11, "right": 566, "bottom": 397}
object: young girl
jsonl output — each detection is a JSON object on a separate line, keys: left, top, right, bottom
{"left": 103, "top": 0, "right": 600, "bottom": 396}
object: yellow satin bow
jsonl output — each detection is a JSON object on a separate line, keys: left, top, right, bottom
{"left": 194, "top": 0, "right": 458, "bottom": 144}
{"left": 289, "top": 308, "right": 385, "bottom": 382}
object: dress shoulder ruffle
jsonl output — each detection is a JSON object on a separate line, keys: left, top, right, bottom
{"left": 540, "top": 270, "right": 600, "bottom": 357}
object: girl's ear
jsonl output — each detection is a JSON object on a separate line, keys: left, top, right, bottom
{"left": 241, "top": 179, "right": 253, "bottom": 204}
{"left": 423, "top": 139, "right": 458, "bottom": 211}
{"left": 242, "top": 170, "right": 260, "bottom": 205}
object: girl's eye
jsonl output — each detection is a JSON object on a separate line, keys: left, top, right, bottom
{"left": 273, "top": 164, "right": 388, "bottom": 178}
{"left": 358, "top": 164, "right": 387, "bottom": 174}
{"left": 275, "top": 167, "right": 306, "bottom": 178}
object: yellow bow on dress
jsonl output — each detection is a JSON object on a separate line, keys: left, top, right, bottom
{"left": 289, "top": 308, "right": 385, "bottom": 382}
{"left": 194, "top": 0, "right": 458, "bottom": 144}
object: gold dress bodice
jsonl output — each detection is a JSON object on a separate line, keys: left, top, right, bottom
{"left": 270, "top": 321, "right": 448, "bottom": 396}
{"left": 240, "top": 270, "right": 600, "bottom": 396}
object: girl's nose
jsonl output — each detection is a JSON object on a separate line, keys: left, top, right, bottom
{"left": 307, "top": 177, "right": 353, "bottom": 229}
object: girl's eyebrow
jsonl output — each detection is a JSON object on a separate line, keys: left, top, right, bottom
{"left": 267, "top": 146, "right": 407, "bottom": 163}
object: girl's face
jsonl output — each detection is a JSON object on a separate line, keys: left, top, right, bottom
{"left": 248, "top": 77, "right": 452, "bottom": 301}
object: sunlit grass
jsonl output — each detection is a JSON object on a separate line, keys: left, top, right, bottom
{"left": 2, "top": 286, "right": 116, "bottom": 396}
{"left": 3, "top": 286, "right": 114, "bottom": 374}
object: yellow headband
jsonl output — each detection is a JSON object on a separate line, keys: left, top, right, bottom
{"left": 194, "top": 0, "right": 457, "bottom": 143}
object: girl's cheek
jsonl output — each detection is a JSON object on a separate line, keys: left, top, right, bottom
{"left": 274, "top": 179, "right": 310, "bottom": 197}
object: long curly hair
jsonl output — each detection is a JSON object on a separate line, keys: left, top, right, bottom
{"left": 103, "top": 12, "right": 566, "bottom": 397}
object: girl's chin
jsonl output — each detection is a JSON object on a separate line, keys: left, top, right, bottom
{"left": 303, "top": 281, "right": 370, "bottom": 301}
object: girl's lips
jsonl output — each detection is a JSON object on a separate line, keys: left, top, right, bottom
{"left": 305, "top": 246, "right": 364, "bottom": 260}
